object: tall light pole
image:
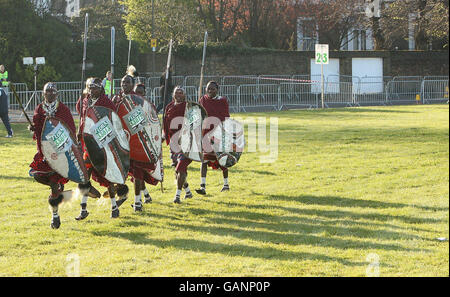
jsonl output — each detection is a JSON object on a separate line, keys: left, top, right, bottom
{"left": 152, "top": 0, "right": 155, "bottom": 75}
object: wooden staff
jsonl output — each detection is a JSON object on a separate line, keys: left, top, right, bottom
{"left": 111, "top": 27, "right": 116, "bottom": 98}
{"left": 127, "top": 32, "right": 132, "bottom": 68}
{"left": 10, "top": 83, "right": 32, "bottom": 126}
{"left": 198, "top": 31, "right": 208, "bottom": 101}
{"left": 160, "top": 39, "right": 173, "bottom": 193}
{"left": 81, "top": 13, "right": 88, "bottom": 93}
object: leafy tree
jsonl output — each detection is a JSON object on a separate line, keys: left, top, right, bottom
{"left": 0, "top": 0, "right": 78, "bottom": 88}
{"left": 70, "top": 0, "right": 127, "bottom": 42}
{"left": 194, "top": 0, "right": 245, "bottom": 43}
{"left": 121, "top": 0, "right": 206, "bottom": 50}
{"left": 293, "top": 0, "right": 365, "bottom": 50}
{"left": 379, "top": 0, "right": 448, "bottom": 49}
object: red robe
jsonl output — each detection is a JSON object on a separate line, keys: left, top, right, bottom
{"left": 163, "top": 100, "right": 192, "bottom": 173}
{"left": 30, "top": 101, "right": 76, "bottom": 184}
{"left": 76, "top": 93, "right": 117, "bottom": 187}
{"left": 112, "top": 91, "right": 158, "bottom": 185}
{"left": 163, "top": 100, "right": 187, "bottom": 146}
{"left": 199, "top": 95, "right": 230, "bottom": 123}
{"left": 199, "top": 95, "right": 230, "bottom": 170}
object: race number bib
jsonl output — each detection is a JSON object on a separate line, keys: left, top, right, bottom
{"left": 91, "top": 117, "right": 117, "bottom": 148}
{"left": 123, "top": 106, "right": 147, "bottom": 135}
{"left": 46, "top": 122, "right": 73, "bottom": 153}
{"left": 187, "top": 108, "right": 201, "bottom": 127}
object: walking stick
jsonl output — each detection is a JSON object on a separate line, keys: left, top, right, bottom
{"left": 111, "top": 27, "right": 115, "bottom": 99}
{"left": 160, "top": 39, "right": 173, "bottom": 193}
{"left": 198, "top": 32, "right": 208, "bottom": 101}
{"left": 10, "top": 84, "right": 33, "bottom": 126}
{"left": 77, "top": 13, "right": 88, "bottom": 138}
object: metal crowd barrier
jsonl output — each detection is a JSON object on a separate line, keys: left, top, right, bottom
{"left": 6, "top": 75, "right": 449, "bottom": 121}
{"left": 279, "top": 83, "right": 319, "bottom": 109}
{"left": 421, "top": 79, "right": 449, "bottom": 104}
{"left": 222, "top": 75, "right": 258, "bottom": 86}
{"left": 356, "top": 76, "right": 388, "bottom": 105}
{"left": 220, "top": 85, "right": 239, "bottom": 112}
{"left": 184, "top": 75, "right": 222, "bottom": 88}
{"left": 385, "top": 80, "right": 423, "bottom": 104}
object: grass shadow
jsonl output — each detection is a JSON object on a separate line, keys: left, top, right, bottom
{"left": 258, "top": 193, "right": 448, "bottom": 212}
{"left": 90, "top": 230, "right": 366, "bottom": 267}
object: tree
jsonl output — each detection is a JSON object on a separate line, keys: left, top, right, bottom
{"left": 193, "top": 0, "right": 299, "bottom": 49}
{"left": 380, "top": 0, "right": 449, "bottom": 50}
{"left": 194, "top": 0, "right": 245, "bottom": 42}
{"left": 0, "top": 0, "right": 78, "bottom": 87}
{"left": 121, "top": 0, "right": 206, "bottom": 50}
{"left": 293, "top": 0, "right": 365, "bottom": 50}
{"left": 70, "top": 0, "right": 127, "bottom": 42}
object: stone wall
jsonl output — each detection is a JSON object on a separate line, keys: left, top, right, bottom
{"left": 138, "top": 50, "right": 449, "bottom": 77}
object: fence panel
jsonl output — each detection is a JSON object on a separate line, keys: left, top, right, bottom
{"left": 7, "top": 83, "right": 29, "bottom": 108}
{"left": 172, "top": 75, "right": 185, "bottom": 87}
{"left": 221, "top": 75, "right": 258, "bottom": 86}
{"left": 11, "top": 83, "right": 29, "bottom": 92}
{"left": 280, "top": 83, "right": 319, "bottom": 109}
{"left": 58, "top": 89, "right": 82, "bottom": 112}
{"left": 324, "top": 82, "right": 354, "bottom": 106}
{"left": 219, "top": 85, "right": 239, "bottom": 112}
{"left": 184, "top": 86, "right": 199, "bottom": 102}
{"left": 184, "top": 75, "right": 222, "bottom": 88}
{"left": 147, "top": 77, "right": 161, "bottom": 90}
{"left": 7, "top": 74, "right": 450, "bottom": 120}
{"left": 238, "top": 84, "right": 279, "bottom": 111}
{"left": 55, "top": 81, "right": 82, "bottom": 91}
{"left": 424, "top": 76, "right": 449, "bottom": 81}
{"left": 355, "top": 76, "right": 387, "bottom": 105}
{"left": 422, "top": 79, "right": 449, "bottom": 104}
{"left": 151, "top": 87, "right": 162, "bottom": 108}
{"left": 259, "top": 75, "right": 293, "bottom": 85}
{"left": 386, "top": 80, "right": 422, "bottom": 104}
{"left": 22, "top": 91, "right": 42, "bottom": 112}
{"left": 393, "top": 76, "right": 423, "bottom": 81}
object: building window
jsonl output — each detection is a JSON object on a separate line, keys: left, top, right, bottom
{"left": 297, "top": 17, "right": 318, "bottom": 51}
{"left": 353, "top": 30, "right": 359, "bottom": 50}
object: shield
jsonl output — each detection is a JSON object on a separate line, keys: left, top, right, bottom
{"left": 82, "top": 106, "right": 130, "bottom": 184}
{"left": 210, "top": 118, "right": 245, "bottom": 168}
{"left": 117, "top": 94, "right": 162, "bottom": 164}
{"left": 150, "top": 153, "right": 164, "bottom": 181}
{"left": 40, "top": 117, "right": 89, "bottom": 184}
{"left": 179, "top": 101, "right": 207, "bottom": 162}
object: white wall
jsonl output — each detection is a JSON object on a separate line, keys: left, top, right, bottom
{"left": 310, "top": 58, "right": 340, "bottom": 93}
{"left": 352, "top": 58, "right": 384, "bottom": 93}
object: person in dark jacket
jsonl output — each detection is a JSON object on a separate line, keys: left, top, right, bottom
{"left": 0, "top": 87, "right": 13, "bottom": 138}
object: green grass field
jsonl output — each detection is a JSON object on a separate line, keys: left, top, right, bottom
{"left": 0, "top": 105, "right": 448, "bottom": 277}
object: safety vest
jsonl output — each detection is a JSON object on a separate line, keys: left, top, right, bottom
{"left": 0, "top": 71, "right": 8, "bottom": 87}
{"left": 104, "top": 79, "right": 114, "bottom": 96}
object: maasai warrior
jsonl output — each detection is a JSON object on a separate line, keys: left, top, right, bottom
{"left": 196, "top": 81, "right": 231, "bottom": 195}
{"left": 134, "top": 83, "right": 146, "bottom": 99}
{"left": 112, "top": 73, "right": 158, "bottom": 211}
{"left": 76, "top": 77, "right": 128, "bottom": 219}
{"left": 163, "top": 86, "right": 194, "bottom": 203}
{"left": 28, "top": 82, "right": 74, "bottom": 229}
{"left": 133, "top": 81, "right": 159, "bottom": 204}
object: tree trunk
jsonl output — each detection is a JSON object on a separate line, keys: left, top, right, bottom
{"left": 371, "top": 17, "right": 385, "bottom": 50}
{"left": 415, "top": 0, "right": 428, "bottom": 50}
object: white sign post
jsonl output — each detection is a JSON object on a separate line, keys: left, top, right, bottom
{"left": 315, "top": 44, "right": 329, "bottom": 108}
